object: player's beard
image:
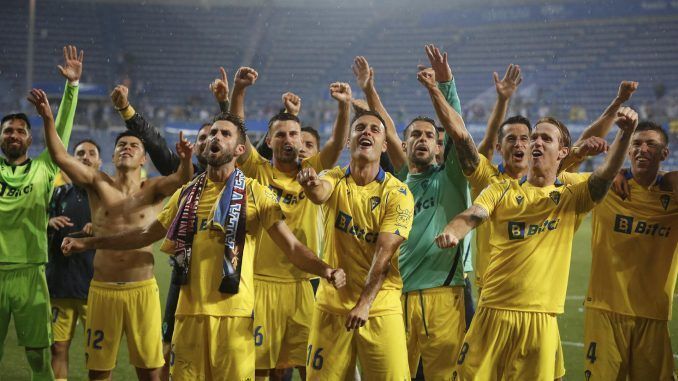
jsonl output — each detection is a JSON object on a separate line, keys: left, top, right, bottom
{"left": 206, "top": 150, "right": 234, "bottom": 167}
{"left": 1, "top": 140, "right": 28, "bottom": 160}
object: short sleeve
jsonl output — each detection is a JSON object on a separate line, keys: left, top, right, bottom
{"left": 302, "top": 153, "right": 325, "bottom": 172}
{"left": 466, "top": 154, "right": 499, "bottom": 194}
{"left": 380, "top": 185, "right": 414, "bottom": 239}
{"left": 558, "top": 171, "right": 591, "bottom": 185}
{"left": 318, "top": 166, "right": 345, "bottom": 191}
{"left": 250, "top": 180, "right": 285, "bottom": 231}
{"left": 157, "top": 187, "right": 183, "bottom": 229}
{"left": 473, "top": 182, "right": 510, "bottom": 217}
{"left": 239, "top": 145, "right": 267, "bottom": 178}
{"left": 565, "top": 180, "right": 596, "bottom": 214}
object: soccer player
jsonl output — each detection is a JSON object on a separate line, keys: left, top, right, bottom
{"left": 47, "top": 138, "right": 102, "bottom": 380}
{"left": 297, "top": 103, "right": 415, "bottom": 379}
{"left": 225, "top": 67, "right": 351, "bottom": 380}
{"left": 351, "top": 48, "right": 472, "bottom": 380}
{"left": 110, "top": 83, "right": 215, "bottom": 380}
{"left": 0, "top": 45, "right": 81, "bottom": 381}
{"left": 62, "top": 113, "right": 346, "bottom": 380}
{"left": 583, "top": 121, "right": 678, "bottom": 380}
{"left": 28, "top": 85, "right": 194, "bottom": 380}
{"left": 435, "top": 107, "right": 639, "bottom": 380}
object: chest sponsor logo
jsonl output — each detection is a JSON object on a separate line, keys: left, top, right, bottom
{"left": 613, "top": 214, "right": 671, "bottom": 238}
{"left": 269, "top": 185, "right": 305, "bottom": 205}
{"left": 414, "top": 196, "right": 435, "bottom": 215}
{"left": 334, "top": 210, "right": 378, "bottom": 243}
{"left": 660, "top": 194, "right": 670, "bottom": 211}
{"left": 0, "top": 181, "right": 34, "bottom": 198}
{"left": 507, "top": 219, "right": 560, "bottom": 240}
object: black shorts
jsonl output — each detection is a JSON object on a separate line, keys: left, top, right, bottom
{"left": 161, "top": 268, "right": 181, "bottom": 343}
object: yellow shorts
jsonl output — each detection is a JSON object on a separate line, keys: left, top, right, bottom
{"left": 170, "top": 315, "right": 254, "bottom": 381}
{"left": 454, "top": 307, "right": 559, "bottom": 381}
{"left": 85, "top": 279, "right": 163, "bottom": 371}
{"left": 555, "top": 327, "right": 565, "bottom": 378}
{"left": 50, "top": 298, "right": 87, "bottom": 342}
{"left": 306, "top": 307, "right": 409, "bottom": 381}
{"left": 584, "top": 308, "right": 676, "bottom": 381}
{"left": 402, "top": 286, "right": 465, "bottom": 381}
{"left": 254, "top": 278, "right": 314, "bottom": 370}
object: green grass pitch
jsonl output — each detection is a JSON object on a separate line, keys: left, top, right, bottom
{"left": 1, "top": 217, "right": 676, "bottom": 380}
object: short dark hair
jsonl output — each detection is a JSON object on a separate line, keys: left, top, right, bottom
{"left": 73, "top": 139, "right": 101, "bottom": 155}
{"left": 535, "top": 116, "right": 571, "bottom": 149}
{"left": 268, "top": 110, "right": 301, "bottom": 130}
{"left": 212, "top": 112, "right": 247, "bottom": 144}
{"left": 301, "top": 126, "right": 320, "bottom": 146}
{"left": 1, "top": 113, "right": 31, "bottom": 130}
{"left": 115, "top": 131, "right": 146, "bottom": 151}
{"left": 498, "top": 115, "right": 531, "bottom": 142}
{"left": 351, "top": 109, "right": 387, "bottom": 130}
{"left": 403, "top": 116, "right": 438, "bottom": 139}
{"left": 635, "top": 120, "right": 668, "bottom": 146}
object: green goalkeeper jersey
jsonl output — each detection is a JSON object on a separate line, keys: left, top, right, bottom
{"left": 397, "top": 80, "right": 473, "bottom": 292}
{"left": 0, "top": 82, "right": 78, "bottom": 264}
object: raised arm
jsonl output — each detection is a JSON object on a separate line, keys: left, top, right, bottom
{"left": 353, "top": 56, "right": 407, "bottom": 170}
{"left": 210, "top": 67, "right": 231, "bottom": 114}
{"left": 577, "top": 81, "right": 638, "bottom": 142}
{"left": 282, "top": 92, "right": 301, "bottom": 116}
{"left": 267, "top": 221, "right": 346, "bottom": 288}
{"left": 345, "top": 232, "right": 404, "bottom": 330}
{"left": 230, "top": 67, "right": 258, "bottom": 164}
{"left": 587, "top": 107, "right": 638, "bottom": 202}
{"left": 418, "top": 68, "right": 480, "bottom": 175}
{"left": 435, "top": 205, "right": 489, "bottom": 249}
{"left": 149, "top": 131, "right": 194, "bottom": 198}
{"left": 28, "top": 89, "right": 98, "bottom": 186}
{"left": 478, "top": 64, "right": 522, "bottom": 159}
{"left": 111, "top": 85, "right": 180, "bottom": 176}
{"left": 53, "top": 45, "right": 83, "bottom": 149}
{"left": 318, "top": 83, "right": 351, "bottom": 168}
{"left": 297, "top": 167, "right": 333, "bottom": 204}
{"left": 61, "top": 219, "right": 167, "bottom": 255}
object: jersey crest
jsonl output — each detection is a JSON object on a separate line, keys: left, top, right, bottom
{"left": 549, "top": 190, "right": 561, "bottom": 205}
{"left": 660, "top": 194, "right": 670, "bottom": 211}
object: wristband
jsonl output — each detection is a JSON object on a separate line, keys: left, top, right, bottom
{"left": 68, "top": 80, "right": 79, "bottom": 87}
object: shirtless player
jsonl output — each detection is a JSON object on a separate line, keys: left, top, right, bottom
{"left": 27, "top": 88, "right": 193, "bottom": 381}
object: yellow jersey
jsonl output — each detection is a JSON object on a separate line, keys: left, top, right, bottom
{"left": 157, "top": 177, "right": 283, "bottom": 317}
{"left": 315, "top": 166, "right": 414, "bottom": 317}
{"left": 585, "top": 176, "right": 678, "bottom": 320}
{"left": 467, "top": 154, "right": 590, "bottom": 287}
{"left": 240, "top": 148, "right": 326, "bottom": 281}
{"left": 474, "top": 176, "right": 595, "bottom": 313}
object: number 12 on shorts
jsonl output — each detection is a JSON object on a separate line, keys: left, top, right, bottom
{"left": 306, "top": 345, "right": 324, "bottom": 370}
{"left": 87, "top": 329, "right": 104, "bottom": 350}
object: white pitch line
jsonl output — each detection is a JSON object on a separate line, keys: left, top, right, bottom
{"left": 561, "top": 341, "right": 678, "bottom": 359}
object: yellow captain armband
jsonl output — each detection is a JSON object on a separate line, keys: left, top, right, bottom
{"left": 117, "top": 104, "right": 136, "bottom": 121}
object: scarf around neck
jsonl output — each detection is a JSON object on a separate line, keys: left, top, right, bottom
{"left": 161, "top": 169, "right": 247, "bottom": 294}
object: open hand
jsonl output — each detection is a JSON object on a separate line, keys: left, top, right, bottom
{"left": 57, "top": 45, "right": 84, "bottom": 83}
{"left": 49, "top": 216, "right": 74, "bottom": 230}
{"left": 494, "top": 64, "right": 522, "bottom": 101}
{"left": 424, "top": 44, "right": 452, "bottom": 82}
{"left": 27, "top": 89, "right": 53, "bottom": 120}
{"left": 352, "top": 56, "right": 374, "bottom": 90}
{"left": 345, "top": 303, "right": 369, "bottom": 330}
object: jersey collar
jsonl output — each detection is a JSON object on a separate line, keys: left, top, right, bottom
{"left": 498, "top": 162, "right": 506, "bottom": 174}
{"left": 519, "top": 175, "right": 563, "bottom": 186}
{"left": 623, "top": 169, "right": 664, "bottom": 187}
{"left": 1, "top": 157, "right": 31, "bottom": 167}
{"left": 344, "top": 165, "right": 385, "bottom": 183}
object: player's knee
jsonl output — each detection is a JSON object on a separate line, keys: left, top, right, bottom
{"left": 51, "top": 340, "right": 70, "bottom": 358}
{"left": 25, "top": 347, "right": 55, "bottom": 381}
{"left": 88, "top": 369, "right": 111, "bottom": 381}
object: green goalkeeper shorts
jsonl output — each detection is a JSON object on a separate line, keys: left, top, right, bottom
{"left": 0, "top": 264, "right": 52, "bottom": 349}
